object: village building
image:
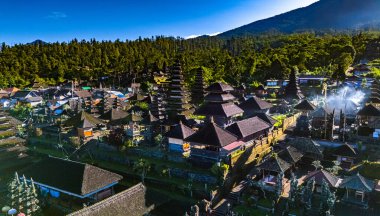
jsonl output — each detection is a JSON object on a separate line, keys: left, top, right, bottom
{"left": 20, "top": 157, "right": 122, "bottom": 204}
{"left": 195, "top": 82, "right": 243, "bottom": 127}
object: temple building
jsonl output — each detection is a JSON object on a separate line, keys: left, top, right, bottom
{"left": 149, "top": 94, "right": 166, "bottom": 120}
{"left": 311, "top": 107, "right": 334, "bottom": 140}
{"left": 239, "top": 96, "right": 273, "bottom": 117}
{"left": 166, "top": 121, "right": 195, "bottom": 153}
{"left": 356, "top": 104, "right": 380, "bottom": 137}
{"left": 99, "top": 108, "right": 129, "bottom": 128}
{"left": 339, "top": 173, "right": 375, "bottom": 208}
{"left": 293, "top": 100, "right": 316, "bottom": 137}
{"left": 333, "top": 143, "right": 358, "bottom": 170}
{"left": 283, "top": 68, "right": 304, "bottom": 102}
{"left": 166, "top": 60, "right": 191, "bottom": 121}
{"left": 64, "top": 110, "right": 105, "bottom": 138}
{"left": 367, "top": 79, "right": 380, "bottom": 107}
{"left": 195, "top": 82, "right": 243, "bottom": 127}
{"left": 191, "top": 67, "right": 207, "bottom": 106}
{"left": 185, "top": 119, "right": 242, "bottom": 166}
{"left": 20, "top": 157, "right": 122, "bottom": 203}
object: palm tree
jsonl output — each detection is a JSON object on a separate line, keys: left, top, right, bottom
{"left": 133, "top": 159, "right": 150, "bottom": 184}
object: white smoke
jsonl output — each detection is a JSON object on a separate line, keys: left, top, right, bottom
{"left": 325, "top": 86, "right": 365, "bottom": 115}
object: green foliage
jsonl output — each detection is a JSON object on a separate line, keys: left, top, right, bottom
{"left": 210, "top": 162, "right": 229, "bottom": 181}
{"left": 10, "top": 104, "right": 32, "bottom": 120}
{"left": 133, "top": 158, "right": 151, "bottom": 184}
{"left": 273, "top": 114, "right": 286, "bottom": 128}
{"left": 69, "top": 136, "right": 81, "bottom": 148}
{"left": 135, "top": 101, "right": 149, "bottom": 110}
{"left": 154, "top": 134, "right": 163, "bottom": 146}
{"left": 359, "top": 161, "right": 380, "bottom": 179}
{"left": 269, "top": 92, "right": 277, "bottom": 99}
{"left": 371, "top": 67, "right": 380, "bottom": 79}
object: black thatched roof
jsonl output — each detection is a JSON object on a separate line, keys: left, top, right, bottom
{"left": 165, "top": 121, "right": 195, "bottom": 139}
{"left": 64, "top": 111, "right": 104, "bottom": 128}
{"left": 206, "top": 82, "right": 234, "bottom": 93}
{"left": 204, "top": 93, "right": 235, "bottom": 103}
{"left": 357, "top": 104, "right": 380, "bottom": 116}
{"left": 239, "top": 96, "right": 273, "bottom": 111}
{"left": 311, "top": 107, "right": 333, "bottom": 118}
{"left": 21, "top": 157, "right": 122, "bottom": 196}
{"left": 294, "top": 99, "right": 316, "bottom": 111}
{"left": 258, "top": 156, "right": 292, "bottom": 173}
{"left": 99, "top": 109, "right": 129, "bottom": 122}
{"left": 185, "top": 122, "right": 238, "bottom": 147}
{"left": 304, "top": 169, "right": 340, "bottom": 187}
{"left": 194, "top": 102, "right": 243, "bottom": 118}
{"left": 252, "top": 113, "right": 277, "bottom": 126}
{"left": 67, "top": 183, "right": 153, "bottom": 216}
{"left": 226, "top": 116, "right": 271, "bottom": 139}
{"left": 278, "top": 146, "right": 303, "bottom": 164}
{"left": 368, "top": 97, "right": 380, "bottom": 104}
{"left": 339, "top": 173, "right": 374, "bottom": 192}
{"left": 334, "top": 143, "right": 357, "bottom": 158}
{"left": 288, "top": 138, "right": 323, "bottom": 160}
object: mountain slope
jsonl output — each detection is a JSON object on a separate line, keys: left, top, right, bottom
{"left": 219, "top": 0, "right": 380, "bottom": 37}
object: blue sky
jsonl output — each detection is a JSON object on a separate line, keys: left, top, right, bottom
{"left": 0, "top": 0, "right": 318, "bottom": 44}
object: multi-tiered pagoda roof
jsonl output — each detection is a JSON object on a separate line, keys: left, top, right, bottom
{"left": 167, "top": 60, "right": 191, "bottom": 117}
{"left": 191, "top": 67, "right": 207, "bottom": 105}
{"left": 284, "top": 68, "right": 304, "bottom": 102}
{"left": 195, "top": 82, "right": 243, "bottom": 119}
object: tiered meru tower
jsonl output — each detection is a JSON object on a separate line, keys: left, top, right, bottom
{"left": 167, "top": 60, "right": 191, "bottom": 120}
{"left": 191, "top": 67, "right": 207, "bottom": 105}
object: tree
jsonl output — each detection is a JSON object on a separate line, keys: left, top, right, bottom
{"left": 326, "top": 160, "right": 342, "bottom": 175}
{"left": 154, "top": 134, "right": 163, "bottom": 147}
{"left": 133, "top": 159, "right": 150, "bottom": 184}
{"left": 312, "top": 160, "right": 323, "bottom": 171}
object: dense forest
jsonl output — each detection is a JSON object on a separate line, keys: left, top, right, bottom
{"left": 0, "top": 32, "right": 379, "bottom": 88}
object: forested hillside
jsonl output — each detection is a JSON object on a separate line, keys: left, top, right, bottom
{"left": 0, "top": 32, "right": 377, "bottom": 88}
{"left": 220, "top": 0, "right": 380, "bottom": 37}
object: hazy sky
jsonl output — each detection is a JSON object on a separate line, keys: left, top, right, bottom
{"left": 0, "top": 0, "right": 318, "bottom": 44}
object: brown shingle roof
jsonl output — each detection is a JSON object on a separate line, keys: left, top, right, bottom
{"left": 186, "top": 122, "right": 238, "bottom": 147}
{"left": 21, "top": 157, "right": 122, "bottom": 196}
{"left": 226, "top": 116, "right": 271, "bottom": 139}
